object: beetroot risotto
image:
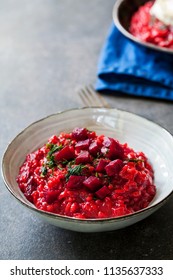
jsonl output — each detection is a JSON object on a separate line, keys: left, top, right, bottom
{"left": 17, "top": 128, "right": 156, "bottom": 219}
{"left": 129, "top": 1, "right": 173, "bottom": 49}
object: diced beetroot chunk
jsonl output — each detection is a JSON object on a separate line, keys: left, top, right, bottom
{"left": 105, "top": 159, "right": 123, "bottom": 176}
{"left": 66, "top": 175, "right": 85, "bottom": 189}
{"left": 109, "top": 142, "right": 124, "bottom": 159}
{"left": 54, "top": 146, "right": 75, "bottom": 161}
{"left": 96, "top": 159, "right": 110, "bottom": 172}
{"left": 75, "top": 151, "right": 91, "bottom": 164}
{"left": 95, "top": 186, "right": 111, "bottom": 199}
{"left": 102, "top": 137, "right": 124, "bottom": 159}
{"left": 72, "top": 127, "right": 88, "bottom": 140}
{"left": 75, "top": 139, "right": 90, "bottom": 151}
{"left": 103, "top": 137, "right": 112, "bottom": 147}
{"left": 89, "top": 141, "right": 100, "bottom": 156}
{"left": 83, "top": 176, "right": 101, "bottom": 191}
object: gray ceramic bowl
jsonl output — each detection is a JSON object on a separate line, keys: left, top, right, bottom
{"left": 113, "top": 0, "right": 173, "bottom": 54}
{"left": 2, "top": 108, "right": 173, "bottom": 232}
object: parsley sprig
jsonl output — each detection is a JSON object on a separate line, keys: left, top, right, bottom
{"left": 65, "top": 164, "right": 86, "bottom": 181}
{"left": 46, "top": 143, "right": 63, "bottom": 168}
{"left": 41, "top": 143, "right": 63, "bottom": 176}
{"left": 40, "top": 166, "right": 48, "bottom": 177}
{"left": 46, "top": 143, "right": 63, "bottom": 159}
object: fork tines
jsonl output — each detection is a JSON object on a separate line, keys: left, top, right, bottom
{"left": 77, "top": 85, "right": 110, "bottom": 108}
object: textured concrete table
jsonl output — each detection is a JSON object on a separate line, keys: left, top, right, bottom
{"left": 0, "top": 0, "right": 173, "bottom": 260}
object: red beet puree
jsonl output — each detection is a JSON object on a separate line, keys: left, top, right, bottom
{"left": 17, "top": 128, "right": 156, "bottom": 219}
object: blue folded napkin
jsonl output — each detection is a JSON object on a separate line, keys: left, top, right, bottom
{"left": 95, "top": 23, "right": 173, "bottom": 100}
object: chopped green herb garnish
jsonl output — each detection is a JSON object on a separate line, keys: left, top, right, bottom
{"left": 47, "top": 144, "right": 63, "bottom": 159}
{"left": 96, "top": 152, "right": 101, "bottom": 158}
{"left": 46, "top": 143, "right": 53, "bottom": 149}
{"left": 47, "top": 159, "right": 56, "bottom": 168}
{"left": 65, "top": 164, "right": 86, "bottom": 181}
{"left": 67, "top": 159, "right": 75, "bottom": 167}
{"left": 67, "top": 164, "right": 85, "bottom": 175}
{"left": 126, "top": 158, "right": 144, "bottom": 163}
{"left": 57, "top": 164, "right": 63, "bottom": 170}
{"left": 40, "top": 166, "right": 48, "bottom": 177}
{"left": 45, "top": 144, "right": 63, "bottom": 169}
{"left": 62, "top": 159, "right": 69, "bottom": 165}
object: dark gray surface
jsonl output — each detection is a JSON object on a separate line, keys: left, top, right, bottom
{"left": 0, "top": 0, "right": 173, "bottom": 260}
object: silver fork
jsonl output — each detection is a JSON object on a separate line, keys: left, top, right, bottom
{"left": 77, "top": 85, "right": 110, "bottom": 108}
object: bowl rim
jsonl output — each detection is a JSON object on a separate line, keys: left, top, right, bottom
{"left": 113, "top": 0, "right": 173, "bottom": 54}
{"left": 1, "top": 106, "right": 173, "bottom": 224}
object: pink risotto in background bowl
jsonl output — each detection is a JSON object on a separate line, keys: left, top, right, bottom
{"left": 130, "top": 1, "right": 173, "bottom": 49}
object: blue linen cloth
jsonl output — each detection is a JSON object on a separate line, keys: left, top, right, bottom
{"left": 95, "top": 23, "right": 173, "bottom": 100}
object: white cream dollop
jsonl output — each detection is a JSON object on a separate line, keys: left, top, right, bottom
{"left": 150, "top": 0, "right": 173, "bottom": 26}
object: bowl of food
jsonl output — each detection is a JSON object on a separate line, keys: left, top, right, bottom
{"left": 1, "top": 107, "right": 173, "bottom": 232}
{"left": 113, "top": 0, "right": 173, "bottom": 53}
